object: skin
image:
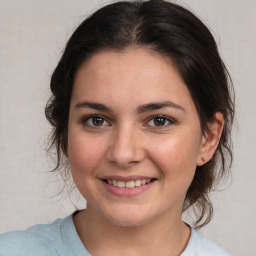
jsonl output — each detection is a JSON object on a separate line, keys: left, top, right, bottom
{"left": 67, "top": 48, "right": 224, "bottom": 256}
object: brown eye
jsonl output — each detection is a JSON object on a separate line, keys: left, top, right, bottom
{"left": 83, "top": 115, "right": 110, "bottom": 127}
{"left": 153, "top": 117, "right": 167, "bottom": 126}
{"left": 92, "top": 116, "right": 104, "bottom": 126}
{"left": 147, "top": 115, "right": 173, "bottom": 127}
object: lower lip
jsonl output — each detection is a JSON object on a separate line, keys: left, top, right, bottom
{"left": 101, "top": 180, "right": 156, "bottom": 197}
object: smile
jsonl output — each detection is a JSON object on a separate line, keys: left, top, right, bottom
{"left": 104, "top": 178, "right": 153, "bottom": 188}
{"left": 100, "top": 176, "right": 157, "bottom": 197}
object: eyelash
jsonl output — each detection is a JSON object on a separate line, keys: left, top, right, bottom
{"left": 146, "top": 115, "right": 175, "bottom": 128}
{"left": 81, "top": 114, "right": 175, "bottom": 128}
{"left": 81, "top": 114, "right": 110, "bottom": 128}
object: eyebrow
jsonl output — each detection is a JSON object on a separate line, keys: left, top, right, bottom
{"left": 75, "top": 100, "right": 185, "bottom": 113}
{"left": 75, "top": 101, "right": 113, "bottom": 113}
{"left": 137, "top": 101, "right": 185, "bottom": 114}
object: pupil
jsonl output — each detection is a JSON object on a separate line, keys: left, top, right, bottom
{"left": 154, "top": 117, "right": 165, "bottom": 126}
{"left": 92, "top": 117, "right": 104, "bottom": 126}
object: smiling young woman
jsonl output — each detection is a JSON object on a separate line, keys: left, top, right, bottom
{"left": 68, "top": 48, "right": 223, "bottom": 255}
{"left": 0, "top": 1, "right": 234, "bottom": 255}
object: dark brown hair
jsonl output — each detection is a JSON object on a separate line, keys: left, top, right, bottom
{"left": 45, "top": 0, "right": 234, "bottom": 229}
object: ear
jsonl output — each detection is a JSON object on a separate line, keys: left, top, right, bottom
{"left": 197, "top": 112, "right": 224, "bottom": 166}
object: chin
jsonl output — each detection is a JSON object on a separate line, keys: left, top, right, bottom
{"left": 103, "top": 209, "right": 152, "bottom": 227}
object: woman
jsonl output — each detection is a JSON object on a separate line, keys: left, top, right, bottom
{"left": 0, "top": 1, "right": 234, "bottom": 255}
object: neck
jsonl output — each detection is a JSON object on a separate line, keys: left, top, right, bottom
{"left": 73, "top": 206, "right": 191, "bottom": 256}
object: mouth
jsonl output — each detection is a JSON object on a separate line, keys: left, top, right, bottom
{"left": 101, "top": 178, "right": 157, "bottom": 189}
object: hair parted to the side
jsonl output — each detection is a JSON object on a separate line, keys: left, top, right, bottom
{"left": 45, "top": 0, "right": 234, "bottom": 229}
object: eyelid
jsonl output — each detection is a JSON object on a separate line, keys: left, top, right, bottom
{"left": 81, "top": 114, "right": 111, "bottom": 127}
{"left": 80, "top": 114, "right": 175, "bottom": 129}
{"left": 145, "top": 115, "right": 175, "bottom": 127}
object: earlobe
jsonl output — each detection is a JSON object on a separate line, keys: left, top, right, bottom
{"left": 197, "top": 112, "right": 224, "bottom": 166}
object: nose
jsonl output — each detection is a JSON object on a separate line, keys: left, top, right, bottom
{"left": 106, "top": 125, "right": 145, "bottom": 168}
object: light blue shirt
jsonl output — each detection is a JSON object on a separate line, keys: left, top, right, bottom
{"left": 0, "top": 213, "right": 232, "bottom": 256}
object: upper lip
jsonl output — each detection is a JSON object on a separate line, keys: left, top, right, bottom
{"left": 99, "top": 175, "right": 156, "bottom": 182}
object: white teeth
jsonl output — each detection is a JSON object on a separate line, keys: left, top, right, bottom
{"left": 117, "top": 181, "right": 125, "bottom": 188}
{"left": 126, "top": 180, "right": 135, "bottom": 188}
{"left": 107, "top": 179, "right": 153, "bottom": 188}
{"left": 135, "top": 180, "right": 142, "bottom": 187}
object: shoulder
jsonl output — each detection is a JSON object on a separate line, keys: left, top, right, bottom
{"left": 182, "top": 228, "right": 233, "bottom": 256}
{"left": 0, "top": 218, "right": 64, "bottom": 256}
{"left": 196, "top": 232, "right": 232, "bottom": 256}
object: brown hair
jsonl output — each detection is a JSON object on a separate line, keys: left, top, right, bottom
{"left": 45, "top": 0, "right": 234, "bottom": 229}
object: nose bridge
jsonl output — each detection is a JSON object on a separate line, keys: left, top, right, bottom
{"left": 107, "top": 122, "right": 144, "bottom": 167}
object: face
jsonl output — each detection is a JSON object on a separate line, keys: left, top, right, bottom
{"left": 68, "top": 48, "right": 204, "bottom": 227}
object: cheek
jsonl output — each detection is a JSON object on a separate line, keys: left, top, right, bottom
{"left": 68, "top": 132, "right": 106, "bottom": 176}
{"left": 68, "top": 133, "right": 108, "bottom": 201}
{"left": 148, "top": 133, "right": 201, "bottom": 178}
{"left": 148, "top": 135, "right": 201, "bottom": 201}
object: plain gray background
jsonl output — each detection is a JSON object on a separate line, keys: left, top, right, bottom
{"left": 0, "top": 1, "right": 255, "bottom": 255}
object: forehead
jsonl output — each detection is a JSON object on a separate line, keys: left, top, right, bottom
{"left": 71, "top": 48, "right": 195, "bottom": 112}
